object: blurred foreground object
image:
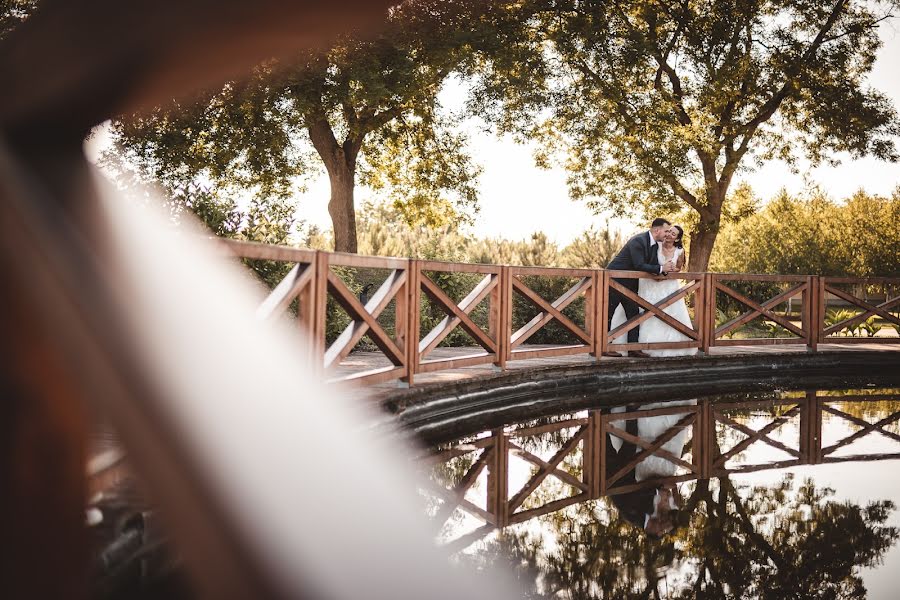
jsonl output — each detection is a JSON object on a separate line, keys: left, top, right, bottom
{"left": 0, "top": 1, "right": 516, "bottom": 598}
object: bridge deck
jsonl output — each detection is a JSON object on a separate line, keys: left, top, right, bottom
{"left": 334, "top": 342, "right": 900, "bottom": 399}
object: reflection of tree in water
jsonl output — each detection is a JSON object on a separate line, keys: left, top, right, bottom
{"left": 457, "top": 474, "right": 898, "bottom": 599}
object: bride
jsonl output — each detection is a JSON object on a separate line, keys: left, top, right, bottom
{"left": 609, "top": 225, "right": 698, "bottom": 357}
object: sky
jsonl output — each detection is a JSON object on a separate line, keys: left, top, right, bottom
{"left": 87, "top": 20, "right": 900, "bottom": 246}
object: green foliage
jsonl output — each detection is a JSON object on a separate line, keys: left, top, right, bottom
{"left": 107, "top": 0, "right": 500, "bottom": 252}
{"left": 458, "top": 471, "right": 898, "bottom": 598}
{"left": 0, "top": 0, "right": 34, "bottom": 40}
{"left": 825, "top": 309, "right": 884, "bottom": 338}
{"left": 476, "top": 0, "right": 900, "bottom": 271}
{"left": 711, "top": 187, "right": 900, "bottom": 277}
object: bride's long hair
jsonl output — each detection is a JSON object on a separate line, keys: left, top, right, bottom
{"left": 671, "top": 225, "right": 684, "bottom": 249}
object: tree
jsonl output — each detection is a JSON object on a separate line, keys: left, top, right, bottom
{"left": 0, "top": 1, "right": 36, "bottom": 40}
{"left": 710, "top": 186, "right": 900, "bottom": 277}
{"left": 478, "top": 0, "right": 900, "bottom": 271}
{"left": 110, "top": 0, "right": 490, "bottom": 253}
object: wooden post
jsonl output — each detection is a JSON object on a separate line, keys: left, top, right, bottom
{"left": 817, "top": 276, "right": 827, "bottom": 350}
{"left": 805, "top": 275, "right": 817, "bottom": 352}
{"left": 809, "top": 390, "right": 823, "bottom": 464}
{"left": 498, "top": 266, "right": 511, "bottom": 369}
{"left": 310, "top": 251, "right": 329, "bottom": 378}
{"left": 586, "top": 411, "right": 603, "bottom": 498}
{"left": 489, "top": 269, "right": 503, "bottom": 368}
{"left": 692, "top": 404, "right": 703, "bottom": 476}
{"left": 694, "top": 273, "right": 706, "bottom": 355}
{"left": 589, "top": 271, "right": 600, "bottom": 359}
{"left": 598, "top": 412, "right": 608, "bottom": 496}
{"left": 700, "top": 399, "right": 713, "bottom": 479}
{"left": 1, "top": 288, "right": 89, "bottom": 599}
{"left": 401, "top": 260, "right": 419, "bottom": 385}
{"left": 598, "top": 270, "right": 610, "bottom": 359}
{"left": 486, "top": 428, "right": 509, "bottom": 527}
{"left": 703, "top": 273, "right": 716, "bottom": 354}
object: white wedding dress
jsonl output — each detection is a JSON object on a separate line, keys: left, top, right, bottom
{"left": 609, "top": 246, "right": 698, "bottom": 357}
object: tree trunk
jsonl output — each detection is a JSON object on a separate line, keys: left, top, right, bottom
{"left": 325, "top": 161, "right": 358, "bottom": 253}
{"left": 307, "top": 117, "right": 362, "bottom": 253}
{"left": 687, "top": 212, "right": 721, "bottom": 273}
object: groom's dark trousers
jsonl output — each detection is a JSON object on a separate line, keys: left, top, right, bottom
{"left": 606, "top": 232, "right": 660, "bottom": 344}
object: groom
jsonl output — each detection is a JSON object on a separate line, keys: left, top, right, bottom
{"left": 603, "top": 218, "right": 676, "bottom": 358}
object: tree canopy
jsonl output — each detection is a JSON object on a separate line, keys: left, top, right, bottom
{"left": 110, "top": 0, "right": 497, "bottom": 252}
{"left": 477, "top": 0, "right": 900, "bottom": 271}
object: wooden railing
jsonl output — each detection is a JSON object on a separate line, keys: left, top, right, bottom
{"left": 423, "top": 391, "right": 900, "bottom": 550}
{"left": 223, "top": 240, "right": 900, "bottom": 385}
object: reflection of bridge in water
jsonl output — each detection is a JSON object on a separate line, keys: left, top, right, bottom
{"left": 422, "top": 391, "right": 900, "bottom": 552}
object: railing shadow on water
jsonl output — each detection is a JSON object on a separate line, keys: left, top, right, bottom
{"left": 223, "top": 240, "right": 900, "bottom": 386}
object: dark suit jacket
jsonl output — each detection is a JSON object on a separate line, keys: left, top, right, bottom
{"left": 606, "top": 231, "right": 660, "bottom": 274}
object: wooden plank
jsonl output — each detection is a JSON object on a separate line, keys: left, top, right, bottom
{"left": 325, "top": 269, "right": 404, "bottom": 366}
{"left": 715, "top": 281, "right": 807, "bottom": 338}
{"left": 717, "top": 413, "right": 801, "bottom": 458}
{"left": 607, "top": 340, "right": 701, "bottom": 352}
{"left": 509, "top": 418, "right": 589, "bottom": 438}
{"left": 605, "top": 416, "right": 697, "bottom": 476}
{"left": 510, "top": 277, "right": 592, "bottom": 346}
{"left": 401, "top": 260, "right": 418, "bottom": 384}
{"left": 605, "top": 405, "right": 699, "bottom": 421}
{"left": 715, "top": 273, "right": 809, "bottom": 282}
{"left": 439, "top": 524, "right": 496, "bottom": 554}
{"left": 510, "top": 266, "right": 596, "bottom": 277}
{"left": 817, "top": 336, "right": 900, "bottom": 345}
{"left": 255, "top": 262, "right": 313, "bottom": 320}
{"left": 220, "top": 238, "right": 316, "bottom": 263}
{"left": 510, "top": 276, "right": 591, "bottom": 348}
{"left": 508, "top": 445, "right": 589, "bottom": 492}
{"left": 713, "top": 399, "right": 800, "bottom": 411}
{"left": 820, "top": 452, "right": 900, "bottom": 464}
{"left": 598, "top": 271, "right": 610, "bottom": 357}
{"left": 820, "top": 405, "right": 900, "bottom": 445}
{"left": 418, "top": 273, "right": 497, "bottom": 357}
{"left": 432, "top": 448, "right": 492, "bottom": 527}
{"left": 605, "top": 269, "right": 703, "bottom": 281}
{"left": 507, "top": 427, "right": 587, "bottom": 512}
{"left": 822, "top": 285, "right": 900, "bottom": 334}
{"left": 311, "top": 251, "right": 329, "bottom": 374}
{"left": 713, "top": 405, "right": 801, "bottom": 466}
{"left": 821, "top": 409, "right": 900, "bottom": 456}
{"left": 825, "top": 276, "right": 900, "bottom": 284}
{"left": 507, "top": 493, "right": 589, "bottom": 525}
{"left": 509, "top": 345, "right": 592, "bottom": 361}
{"left": 488, "top": 430, "right": 508, "bottom": 527}
{"left": 714, "top": 337, "right": 809, "bottom": 347}
{"left": 607, "top": 278, "right": 701, "bottom": 341}
{"left": 498, "top": 266, "right": 511, "bottom": 368}
{"left": 420, "top": 440, "right": 495, "bottom": 466}
{"left": 326, "top": 252, "right": 409, "bottom": 270}
{"left": 714, "top": 460, "right": 802, "bottom": 475}
{"left": 324, "top": 269, "right": 407, "bottom": 369}
{"left": 417, "top": 353, "right": 497, "bottom": 373}
{"left": 327, "top": 365, "right": 406, "bottom": 386}
{"left": 419, "top": 260, "right": 502, "bottom": 274}
{"left": 606, "top": 474, "right": 696, "bottom": 496}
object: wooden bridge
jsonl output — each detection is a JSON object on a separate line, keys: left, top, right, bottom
{"left": 223, "top": 239, "right": 900, "bottom": 390}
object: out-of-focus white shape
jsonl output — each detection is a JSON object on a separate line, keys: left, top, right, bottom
{"left": 91, "top": 169, "right": 519, "bottom": 598}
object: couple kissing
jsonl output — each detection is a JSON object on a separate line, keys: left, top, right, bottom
{"left": 603, "top": 218, "right": 697, "bottom": 359}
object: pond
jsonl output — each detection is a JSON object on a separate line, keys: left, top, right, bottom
{"left": 421, "top": 387, "right": 900, "bottom": 598}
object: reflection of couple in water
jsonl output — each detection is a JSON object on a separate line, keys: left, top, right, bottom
{"left": 604, "top": 400, "right": 696, "bottom": 537}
